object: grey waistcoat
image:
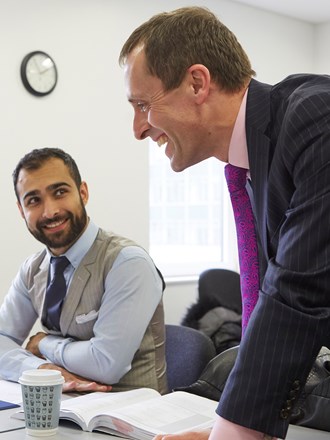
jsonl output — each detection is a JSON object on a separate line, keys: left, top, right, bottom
{"left": 25, "top": 228, "right": 167, "bottom": 394}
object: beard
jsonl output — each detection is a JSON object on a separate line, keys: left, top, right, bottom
{"left": 28, "top": 202, "right": 88, "bottom": 250}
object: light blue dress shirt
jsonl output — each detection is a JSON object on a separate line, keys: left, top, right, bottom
{"left": 0, "top": 220, "right": 163, "bottom": 384}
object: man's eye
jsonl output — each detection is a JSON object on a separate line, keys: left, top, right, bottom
{"left": 26, "top": 197, "right": 39, "bottom": 206}
{"left": 136, "top": 102, "right": 148, "bottom": 113}
{"left": 55, "top": 188, "right": 67, "bottom": 197}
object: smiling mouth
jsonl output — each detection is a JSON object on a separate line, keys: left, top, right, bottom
{"left": 157, "top": 134, "right": 169, "bottom": 147}
{"left": 43, "top": 219, "right": 67, "bottom": 230}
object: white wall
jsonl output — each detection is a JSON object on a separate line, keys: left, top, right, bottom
{"left": 0, "top": 0, "right": 318, "bottom": 324}
{"left": 314, "top": 22, "right": 330, "bottom": 73}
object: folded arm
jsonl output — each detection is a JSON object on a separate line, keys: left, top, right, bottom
{"left": 36, "top": 247, "right": 163, "bottom": 384}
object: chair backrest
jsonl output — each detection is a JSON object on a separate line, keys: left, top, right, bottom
{"left": 181, "top": 268, "right": 242, "bottom": 329}
{"left": 198, "top": 268, "right": 242, "bottom": 314}
{"left": 165, "top": 324, "right": 216, "bottom": 392}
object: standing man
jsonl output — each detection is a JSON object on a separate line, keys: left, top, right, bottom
{"left": 119, "top": 6, "right": 330, "bottom": 439}
{"left": 0, "top": 147, "right": 167, "bottom": 394}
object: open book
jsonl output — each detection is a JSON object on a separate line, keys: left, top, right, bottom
{"left": 59, "top": 388, "right": 217, "bottom": 439}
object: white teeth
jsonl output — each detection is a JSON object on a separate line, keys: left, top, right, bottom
{"left": 157, "top": 134, "right": 168, "bottom": 147}
{"left": 45, "top": 220, "right": 65, "bottom": 229}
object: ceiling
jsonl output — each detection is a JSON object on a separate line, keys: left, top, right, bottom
{"left": 230, "top": 0, "right": 330, "bottom": 23}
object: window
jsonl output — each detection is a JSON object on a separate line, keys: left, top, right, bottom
{"left": 149, "top": 142, "right": 238, "bottom": 278}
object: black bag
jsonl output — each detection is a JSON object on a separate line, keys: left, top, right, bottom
{"left": 176, "top": 345, "right": 330, "bottom": 431}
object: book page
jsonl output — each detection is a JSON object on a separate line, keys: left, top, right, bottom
{"left": 0, "top": 380, "right": 26, "bottom": 433}
{"left": 0, "top": 379, "right": 23, "bottom": 404}
{"left": 60, "top": 388, "right": 160, "bottom": 431}
{"left": 108, "top": 391, "right": 217, "bottom": 438}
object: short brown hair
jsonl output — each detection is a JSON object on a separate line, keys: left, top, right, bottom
{"left": 13, "top": 147, "right": 82, "bottom": 201}
{"left": 119, "top": 6, "right": 255, "bottom": 92}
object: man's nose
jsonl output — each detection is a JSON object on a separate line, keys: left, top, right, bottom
{"left": 133, "top": 111, "right": 150, "bottom": 140}
{"left": 42, "top": 199, "right": 60, "bottom": 218}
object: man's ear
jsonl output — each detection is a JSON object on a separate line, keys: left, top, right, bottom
{"left": 80, "top": 181, "right": 89, "bottom": 206}
{"left": 187, "top": 64, "right": 211, "bottom": 104}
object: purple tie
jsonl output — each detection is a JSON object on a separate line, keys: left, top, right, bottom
{"left": 45, "top": 256, "right": 70, "bottom": 330}
{"left": 224, "top": 164, "right": 259, "bottom": 336}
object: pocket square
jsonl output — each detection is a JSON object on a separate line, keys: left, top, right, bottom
{"left": 75, "top": 310, "right": 99, "bottom": 324}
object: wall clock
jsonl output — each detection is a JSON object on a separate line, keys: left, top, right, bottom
{"left": 20, "top": 51, "right": 58, "bottom": 97}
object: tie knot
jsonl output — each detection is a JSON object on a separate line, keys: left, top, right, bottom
{"left": 50, "top": 256, "right": 70, "bottom": 273}
{"left": 224, "top": 163, "right": 248, "bottom": 194}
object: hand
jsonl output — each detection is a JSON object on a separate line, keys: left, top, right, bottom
{"left": 208, "top": 416, "right": 278, "bottom": 440}
{"left": 26, "top": 332, "right": 48, "bottom": 358}
{"left": 153, "top": 430, "right": 211, "bottom": 440}
{"left": 38, "top": 363, "right": 113, "bottom": 393}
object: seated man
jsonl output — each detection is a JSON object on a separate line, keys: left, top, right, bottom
{"left": 0, "top": 147, "right": 167, "bottom": 394}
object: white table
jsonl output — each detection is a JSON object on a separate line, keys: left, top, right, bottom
{"left": 1, "top": 408, "right": 329, "bottom": 440}
{"left": 0, "top": 379, "right": 329, "bottom": 439}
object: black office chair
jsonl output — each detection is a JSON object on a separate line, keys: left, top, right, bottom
{"left": 182, "top": 269, "right": 241, "bottom": 327}
{"left": 165, "top": 324, "right": 216, "bottom": 392}
{"left": 181, "top": 269, "right": 242, "bottom": 354}
{"left": 199, "top": 268, "right": 242, "bottom": 314}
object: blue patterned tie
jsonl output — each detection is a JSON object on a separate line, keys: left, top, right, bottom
{"left": 45, "top": 256, "right": 70, "bottom": 330}
{"left": 225, "top": 164, "right": 260, "bottom": 337}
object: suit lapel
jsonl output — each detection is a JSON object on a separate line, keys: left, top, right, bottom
{"left": 246, "top": 79, "right": 272, "bottom": 260}
{"left": 60, "top": 237, "right": 100, "bottom": 335}
{"left": 60, "top": 266, "right": 91, "bottom": 335}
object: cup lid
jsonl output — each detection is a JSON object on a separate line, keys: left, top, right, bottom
{"left": 19, "top": 369, "right": 64, "bottom": 386}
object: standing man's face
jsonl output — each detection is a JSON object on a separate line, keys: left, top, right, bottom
{"left": 124, "top": 46, "right": 216, "bottom": 172}
{"left": 16, "top": 157, "right": 89, "bottom": 256}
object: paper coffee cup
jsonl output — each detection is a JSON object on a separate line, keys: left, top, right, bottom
{"left": 19, "top": 369, "right": 64, "bottom": 437}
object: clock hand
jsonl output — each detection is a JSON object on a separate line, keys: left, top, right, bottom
{"left": 39, "top": 60, "right": 54, "bottom": 74}
{"left": 39, "top": 67, "right": 52, "bottom": 74}
{"left": 33, "top": 58, "right": 41, "bottom": 74}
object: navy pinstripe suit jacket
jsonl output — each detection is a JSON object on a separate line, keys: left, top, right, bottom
{"left": 217, "top": 74, "right": 330, "bottom": 438}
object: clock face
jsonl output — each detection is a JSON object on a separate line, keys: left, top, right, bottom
{"left": 21, "top": 51, "right": 57, "bottom": 96}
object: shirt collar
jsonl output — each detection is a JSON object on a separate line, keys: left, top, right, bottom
{"left": 228, "top": 88, "right": 249, "bottom": 169}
